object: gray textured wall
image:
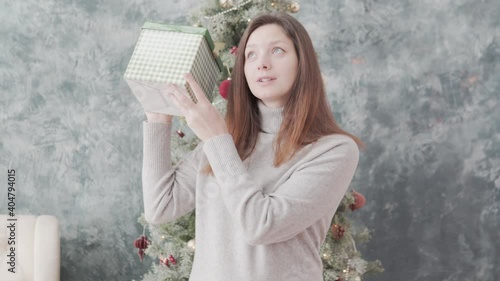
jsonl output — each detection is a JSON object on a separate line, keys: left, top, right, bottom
{"left": 0, "top": 0, "right": 499, "bottom": 280}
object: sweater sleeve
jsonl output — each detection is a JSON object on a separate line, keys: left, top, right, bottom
{"left": 202, "top": 133, "right": 359, "bottom": 246}
{"left": 142, "top": 121, "right": 201, "bottom": 225}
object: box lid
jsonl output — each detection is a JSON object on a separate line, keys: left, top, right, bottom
{"left": 141, "top": 22, "right": 224, "bottom": 72}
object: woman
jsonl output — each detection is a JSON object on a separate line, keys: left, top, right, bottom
{"left": 143, "top": 11, "right": 363, "bottom": 281}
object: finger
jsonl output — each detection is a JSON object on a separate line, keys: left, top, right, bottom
{"left": 170, "top": 84, "right": 195, "bottom": 110}
{"left": 184, "top": 73, "right": 209, "bottom": 105}
{"left": 165, "top": 90, "right": 184, "bottom": 113}
{"left": 166, "top": 85, "right": 190, "bottom": 113}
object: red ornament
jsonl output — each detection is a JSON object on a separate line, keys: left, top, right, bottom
{"left": 331, "top": 224, "right": 345, "bottom": 240}
{"left": 137, "top": 249, "right": 145, "bottom": 262}
{"left": 133, "top": 235, "right": 149, "bottom": 249}
{"left": 133, "top": 235, "right": 150, "bottom": 261}
{"left": 176, "top": 129, "right": 185, "bottom": 138}
{"left": 230, "top": 46, "right": 238, "bottom": 55}
{"left": 219, "top": 79, "right": 231, "bottom": 99}
{"left": 169, "top": 254, "right": 177, "bottom": 265}
{"left": 162, "top": 257, "right": 170, "bottom": 267}
{"left": 350, "top": 190, "right": 366, "bottom": 211}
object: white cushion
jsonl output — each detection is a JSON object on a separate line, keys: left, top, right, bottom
{"left": 0, "top": 215, "right": 60, "bottom": 281}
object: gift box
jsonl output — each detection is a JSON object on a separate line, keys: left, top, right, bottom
{"left": 124, "top": 22, "right": 223, "bottom": 116}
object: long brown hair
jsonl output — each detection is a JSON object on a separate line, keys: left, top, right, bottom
{"left": 203, "top": 12, "right": 363, "bottom": 174}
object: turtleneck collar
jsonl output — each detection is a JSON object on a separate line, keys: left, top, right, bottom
{"left": 257, "top": 99, "right": 284, "bottom": 134}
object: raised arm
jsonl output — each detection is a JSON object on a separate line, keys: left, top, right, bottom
{"left": 142, "top": 115, "right": 202, "bottom": 225}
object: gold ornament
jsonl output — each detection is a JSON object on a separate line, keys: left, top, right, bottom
{"left": 187, "top": 239, "right": 196, "bottom": 251}
{"left": 220, "top": 0, "right": 233, "bottom": 8}
{"left": 290, "top": 2, "right": 300, "bottom": 13}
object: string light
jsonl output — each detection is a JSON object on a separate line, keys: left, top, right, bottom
{"left": 343, "top": 258, "right": 351, "bottom": 280}
{"left": 205, "top": 0, "right": 253, "bottom": 21}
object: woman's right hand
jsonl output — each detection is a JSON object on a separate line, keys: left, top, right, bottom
{"left": 145, "top": 112, "right": 174, "bottom": 124}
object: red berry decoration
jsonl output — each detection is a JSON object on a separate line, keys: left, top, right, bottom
{"left": 162, "top": 257, "right": 170, "bottom": 267}
{"left": 331, "top": 224, "right": 345, "bottom": 240}
{"left": 219, "top": 79, "right": 231, "bottom": 99}
{"left": 350, "top": 190, "right": 366, "bottom": 211}
{"left": 176, "top": 129, "right": 185, "bottom": 138}
{"left": 230, "top": 46, "right": 238, "bottom": 54}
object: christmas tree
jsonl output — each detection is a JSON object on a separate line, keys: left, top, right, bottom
{"left": 133, "top": 1, "right": 383, "bottom": 280}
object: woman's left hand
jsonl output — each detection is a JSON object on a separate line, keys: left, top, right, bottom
{"left": 166, "top": 73, "right": 228, "bottom": 141}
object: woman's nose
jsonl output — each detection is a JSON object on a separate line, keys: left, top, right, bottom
{"left": 258, "top": 63, "right": 270, "bottom": 70}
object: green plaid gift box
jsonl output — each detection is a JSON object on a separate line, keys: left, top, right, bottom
{"left": 124, "top": 22, "right": 222, "bottom": 116}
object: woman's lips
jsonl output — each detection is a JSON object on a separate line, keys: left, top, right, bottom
{"left": 256, "top": 76, "right": 277, "bottom": 85}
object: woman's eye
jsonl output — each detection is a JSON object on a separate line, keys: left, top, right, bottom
{"left": 247, "top": 52, "right": 256, "bottom": 59}
{"left": 273, "top": 47, "right": 284, "bottom": 54}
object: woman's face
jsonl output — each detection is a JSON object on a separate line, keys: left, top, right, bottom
{"left": 244, "top": 24, "right": 298, "bottom": 108}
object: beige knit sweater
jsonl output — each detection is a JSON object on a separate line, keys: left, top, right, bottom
{"left": 142, "top": 100, "right": 359, "bottom": 281}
